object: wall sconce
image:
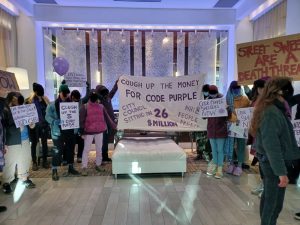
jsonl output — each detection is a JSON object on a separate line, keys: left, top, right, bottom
{"left": 6, "top": 67, "right": 29, "bottom": 90}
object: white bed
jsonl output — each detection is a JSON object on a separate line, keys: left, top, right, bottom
{"left": 112, "top": 137, "right": 186, "bottom": 178}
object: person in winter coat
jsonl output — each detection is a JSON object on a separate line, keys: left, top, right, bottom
{"left": 96, "top": 79, "right": 118, "bottom": 162}
{"left": 225, "top": 81, "right": 251, "bottom": 176}
{"left": 2, "top": 92, "right": 36, "bottom": 193}
{"left": 194, "top": 84, "right": 211, "bottom": 161}
{"left": 206, "top": 85, "right": 228, "bottom": 179}
{"left": 26, "top": 83, "right": 50, "bottom": 170}
{"left": 250, "top": 77, "right": 300, "bottom": 225}
{"left": 0, "top": 102, "right": 7, "bottom": 212}
{"left": 79, "top": 91, "right": 117, "bottom": 175}
{"left": 45, "top": 84, "right": 80, "bottom": 181}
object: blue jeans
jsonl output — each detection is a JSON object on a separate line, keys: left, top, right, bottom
{"left": 209, "top": 138, "right": 226, "bottom": 166}
{"left": 225, "top": 137, "right": 246, "bottom": 164}
{"left": 259, "top": 160, "right": 286, "bottom": 225}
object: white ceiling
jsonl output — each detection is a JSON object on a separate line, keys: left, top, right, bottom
{"left": 28, "top": 0, "right": 246, "bottom": 9}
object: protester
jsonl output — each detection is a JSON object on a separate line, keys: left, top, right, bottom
{"left": 250, "top": 77, "right": 300, "bottom": 225}
{"left": 206, "top": 85, "right": 228, "bottom": 179}
{"left": 79, "top": 91, "right": 116, "bottom": 176}
{"left": 194, "top": 84, "right": 211, "bottom": 161}
{"left": 26, "top": 83, "right": 50, "bottom": 170}
{"left": 0, "top": 100, "right": 7, "bottom": 212}
{"left": 2, "top": 92, "right": 36, "bottom": 193}
{"left": 96, "top": 79, "right": 118, "bottom": 162}
{"left": 70, "top": 82, "right": 90, "bottom": 163}
{"left": 249, "top": 78, "right": 268, "bottom": 198}
{"left": 45, "top": 83, "right": 80, "bottom": 181}
{"left": 70, "top": 90, "right": 84, "bottom": 163}
{"left": 225, "top": 81, "right": 250, "bottom": 176}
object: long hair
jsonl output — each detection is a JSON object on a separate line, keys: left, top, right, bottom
{"left": 250, "top": 77, "right": 292, "bottom": 136}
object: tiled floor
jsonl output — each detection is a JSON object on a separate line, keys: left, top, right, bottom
{"left": 0, "top": 172, "right": 299, "bottom": 225}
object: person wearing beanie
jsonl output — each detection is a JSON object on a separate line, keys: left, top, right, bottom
{"left": 25, "top": 83, "right": 50, "bottom": 170}
{"left": 45, "top": 83, "right": 80, "bottom": 181}
{"left": 225, "top": 80, "right": 250, "bottom": 176}
{"left": 194, "top": 84, "right": 212, "bottom": 161}
{"left": 206, "top": 85, "right": 228, "bottom": 179}
{"left": 95, "top": 79, "right": 118, "bottom": 162}
{"left": 2, "top": 92, "right": 36, "bottom": 193}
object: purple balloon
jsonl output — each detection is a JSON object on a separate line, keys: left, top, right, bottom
{"left": 53, "top": 57, "right": 69, "bottom": 76}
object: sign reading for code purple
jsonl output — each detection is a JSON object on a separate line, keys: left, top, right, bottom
{"left": 118, "top": 75, "right": 208, "bottom": 132}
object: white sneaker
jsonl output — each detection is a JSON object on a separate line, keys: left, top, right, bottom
{"left": 251, "top": 182, "right": 264, "bottom": 195}
{"left": 206, "top": 161, "right": 217, "bottom": 176}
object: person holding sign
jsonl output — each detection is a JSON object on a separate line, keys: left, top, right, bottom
{"left": 250, "top": 77, "right": 300, "bottom": 225}
{"left": 2, "top": 92, "right": 36, "bottom": 193}
{"left": 206, "top": 85, "right": 228, "bottom": 179}
{"left": 225, "top": 81, "right": 250, "bottom": 176}
{"left": 79, "top": 91, "right": 117, "bottom": 176}
{"left": 26, "top": 83, "right": 50, "bottom": 171}
{"left": 45, "top": 84, "right": 80, "bottom": 181}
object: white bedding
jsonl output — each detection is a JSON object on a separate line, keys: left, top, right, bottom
{"left": 112, "top": 137, "right": 186, "bottom": 176}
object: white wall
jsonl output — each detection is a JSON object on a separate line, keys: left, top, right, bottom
{"left": 234, "top": 17, "right": 253, "bottom": 80}
{"left": 286, "top": 0, "right": 300, "bottom": 35}
{"left": 16, "top": 11, "right": 36, "bottom": 97}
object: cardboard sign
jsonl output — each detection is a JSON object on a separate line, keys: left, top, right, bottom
{"left": 237, "top": 33, "right": 300, "bottom": 85}
{"left": 0, "top": 70, "right": 19, "bottom": 97}
{"left": 59, "top": 102, "right": 79, "bottom": 130}
{"left": 198, "top": 98, "right": 228, "bottom": 117}
{"left": 118, "top": 75, "right": 207, "bottom": 131}
{"left": 10, "top": 104, "right": 39, "bottom": 128}
{"left": 64, "top": 72, "right": 86, "bottom": 87}
{"left": 292, "top": 120, "right": 300, "bottom": 147}
{"left": 236, "top": 107, "right": 254, "bottom": 129}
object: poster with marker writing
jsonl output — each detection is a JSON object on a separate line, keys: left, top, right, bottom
{"left": 292, "top": 120, "right": 300, "bottom": 147}
{"left": 118, "top": 75, "right": 207, "bottom": 131}
{"left": 10, "top": 104, "right": 39, "bottom": 128}
{"left": 60, "top": 102, "right": 79, "bottom": 130}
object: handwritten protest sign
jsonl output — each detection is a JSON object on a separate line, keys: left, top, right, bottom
{"left": 292, "top": 120, "right": 300, "bottom": 147}
{"left": 0, "top": 70, "right": 19, "bottom": 97}
{"left": 198, "top": 98, "right": 228, "bottom": 117}
{"left": 64, "top": 72, "right": 86, "bottom": 87}
{"left": 236, "top": 107, "right": 254, "bottom": 129}
{"left": 60, "top": 102, "right": 79, "bottom": 130}
{"left": 237, "top": 33, "right": 300, "bottom": 85}
{"left": 10, "top": 104, "right": 39, "bottom": 128}
{"left": 118, "top": 75, "right": 207, "bottom": 131}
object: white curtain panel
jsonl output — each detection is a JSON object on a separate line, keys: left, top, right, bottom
{"left": 188, "top": 31, "right": 217, "bottom": 85}
{"left": 89, "top": 31, "right": 99, "bottom": 89}
{"left": 43, "top": 29, "right": 55, "bottom": 101}
{"left": 145, "top": 32, "right": 174, "bottom": 77}
{"left": 219, "top": 31, "right": 229, "bottom": 95}
{"left": 177, "top": 32, "right": 185, "bottom": 76}
{"left": 101, "top": 30, "right": 130, "bottom": 109}
{"left": 253, "top": 0, "right": 286, "bottom": 41}
{"left": 56, "top": 29, "right": 87, "bottom": 96}
{"left": 134, "top": 31, "right": 142, "bottom": 76}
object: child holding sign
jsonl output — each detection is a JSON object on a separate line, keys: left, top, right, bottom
{"left": 206, "top": 85, "right": 228, "bottom": 179}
